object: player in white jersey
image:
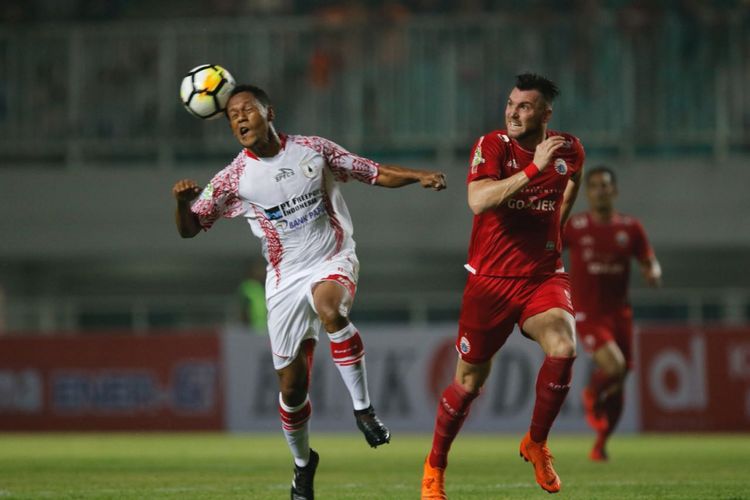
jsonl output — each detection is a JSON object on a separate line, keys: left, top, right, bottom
{"left": 172, "top": 84, "right": 446, "bottom": 500}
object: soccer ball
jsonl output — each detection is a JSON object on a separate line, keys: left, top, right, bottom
{"left": 179, "top": 64, "right": 236, "bottom": 120}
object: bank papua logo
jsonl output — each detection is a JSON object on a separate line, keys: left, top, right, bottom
{"left": 274, "top": 168, "right": 295, "bottom": 182}
{"left": 459, "top": 336, "right": 471, "bottom": 354}
{"left": 554, "top": 158, "right": 568, "bottom": 175}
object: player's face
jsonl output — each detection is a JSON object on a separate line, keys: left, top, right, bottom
{"left": 505, "top": 88, "right": 551, "bottom": 140}
{"left": 586, "top": 172, "right": 618, "bottom": 211}
{"left": 226, "top": 92, "right": 274, "bottom": 149}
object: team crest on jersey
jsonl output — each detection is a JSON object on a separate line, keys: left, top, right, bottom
{"left": 615, "top": 230, "right": 630, "bottom": 247}
{"left": 471, "top": 142, "right": 485, "bottom": 173}
{"left": 554, "top": 158, "right": 568, "bottom": 175}
{"left": 459, "top": 336, "right": 471, "bottom": 354}
{"left": 300, "top": 161, "right": 318, "bottom": 178}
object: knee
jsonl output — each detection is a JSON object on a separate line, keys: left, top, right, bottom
{"left": 602, "top": 360, "right": 628, "bottom": 381}
{"left": 545, "top": 325, "right": 577, "bottom": 358}
{"left": 541, "top": 312, "right": 577, "bottom": 357}
{"left": 317, "top": 302, "right": 347, "bottom": 332}
{"left": 549, "top": 336, "right": 576, "bottom": 358}
{"left": 456, "top": 366, "right": 489, "bottom": 395}
{"left": 279, "top": 385, "right": 308, "bottom": 407}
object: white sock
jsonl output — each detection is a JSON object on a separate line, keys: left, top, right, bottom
{"left": 328, "top": 322, "right": 371, "bottom": 411}
{"left": 278, "top": 393, "right": 311, "bottom": 467}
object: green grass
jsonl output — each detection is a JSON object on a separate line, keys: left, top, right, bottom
{"left": 0, "top": 433, "right": 748, "bottom": 499}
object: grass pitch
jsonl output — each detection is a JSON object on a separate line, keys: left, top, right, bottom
{"left": 0, "top": 433, "right": 748, "bottom": 499}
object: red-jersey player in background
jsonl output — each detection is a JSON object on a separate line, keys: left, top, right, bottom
{"left": 421, "top": 73, "right": 585, "bottom": 498}
{"left": 563, "top": 166, "right": 661, "bottom": 461}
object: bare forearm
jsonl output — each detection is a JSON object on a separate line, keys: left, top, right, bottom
{"left": 375, "top": 164, "right": 423, "bottom": 188}
{"left": 468, "top": 170, "right": 531, "bottom": 215}
{"left": 175, "top": 201, "right": 202, "bottom": 238}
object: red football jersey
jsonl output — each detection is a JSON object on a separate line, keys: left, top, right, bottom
{"left": 563, "top": 212, "right": 654, "bottom": 314}
{"left": 465, "top": 130, "right": 585, "bottom": 277}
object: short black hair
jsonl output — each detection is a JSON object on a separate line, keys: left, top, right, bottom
{"left": 227, "top": 84, "right": 272, "bottom": 108}
{"left": 585, "top": 165, "right": 617, "bottom": 186}
{"left": 515, "top": 73, "right": 560, "bottom": 104}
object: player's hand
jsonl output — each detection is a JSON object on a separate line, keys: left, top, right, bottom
{"left": 419, "top": 171, "right": 447, "bottom": 191}
{"left": 533, "top": 136, "right": 567, "bottom": 171}
{"left": 642, "top": 267, "right": 662, "bottom": 288}
{"left": 172, "top": 179, "right": 203, "bottom": 202}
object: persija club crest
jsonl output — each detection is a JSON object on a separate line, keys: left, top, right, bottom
{"left": 554, "top": 158, "right": 568, "bottom": 175}
{"left": 459, "top": 336, "right": 471, "bottom": 354}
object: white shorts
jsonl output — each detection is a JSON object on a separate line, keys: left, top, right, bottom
{"left": 266, "top": 250, "right": 359, "bottom": 370}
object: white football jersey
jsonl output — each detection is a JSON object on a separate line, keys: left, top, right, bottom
{"left": 191, "top": 134, "right": 379, "bottom": 290}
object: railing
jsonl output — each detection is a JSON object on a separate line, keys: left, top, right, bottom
{"left": 1, "top": 11, "right": 748, "bottom": 168}
{"left": 4, "top": 288, "right": 749, "bottom": 334}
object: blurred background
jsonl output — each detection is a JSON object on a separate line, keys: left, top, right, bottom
{"left": 0, "top": 0, "right": 749, "bottom": 434}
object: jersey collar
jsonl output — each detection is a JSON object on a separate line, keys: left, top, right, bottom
{"left": 243, "top": 133, "right": 287, "bottom": 160}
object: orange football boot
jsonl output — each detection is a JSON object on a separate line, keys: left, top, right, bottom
{"left": 421, "top": 458, "right": 447, "bottom": 500}
{"left": 589, "top": 443, "right": 608, "bottom": 462}
{"left": 519, "top": 432, "right": 561, "bottom": 493}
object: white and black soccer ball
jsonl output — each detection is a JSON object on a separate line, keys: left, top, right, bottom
{"left": 179, "top": 64, "right": 236, "bottom": 120}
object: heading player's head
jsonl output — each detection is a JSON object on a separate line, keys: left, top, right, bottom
{"left": 225, "top": 84, "right": 276, "bottom": 149}
{"left": 585, "top": 165, "right": 618, "bottom": 213}
{"left": 505, "top": 73, "right": 559, "bottom": 142}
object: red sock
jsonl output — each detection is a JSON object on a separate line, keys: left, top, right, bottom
{"left": 588, "top": 368, "right": 619, "bottom": 404}
{"left": 428, "top": 381, "right": 479, "bottom": 468}
{"left": 602, "top": 389, "right": 624, "bottom": 435}
{"left": 529, "top": 356, "right": 575, "bottom": 442}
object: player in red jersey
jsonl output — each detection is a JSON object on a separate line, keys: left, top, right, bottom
{"left": 563, "top": 165, "right": 661, "bottom": 461}
{"left": 421, "top": 73, "right": 585, "bottom": 498}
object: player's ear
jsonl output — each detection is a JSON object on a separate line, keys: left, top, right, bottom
{"left": 542, "top": 105, "right": 552, "bottom": 124}
{"left": 267, "top": 105, "right": 275, "bottom": 122}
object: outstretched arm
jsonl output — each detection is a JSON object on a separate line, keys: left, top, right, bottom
{"left": 172, "top": 179, "right": 203, "bottom": 238}
{"left": 375, "top": 164, "right": 447, "bottom": 190}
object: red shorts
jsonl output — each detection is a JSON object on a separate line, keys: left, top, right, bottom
{"left": 575, "top": 307, "right": 634, "bottom": 366}
{"left": 456, "top": 273, "right": 574, "bottom": 364}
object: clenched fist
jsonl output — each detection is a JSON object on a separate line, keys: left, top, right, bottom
{"left": 172, "top": 179, "right": 203, "bottom": 203}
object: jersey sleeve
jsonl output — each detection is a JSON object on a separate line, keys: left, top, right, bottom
{"left": 467, "top": 133, "right": 505, "bottom": 183}
{"left": 571, "top": 136, "right": 586, "bottom": 175}
{"left": 190, "top": 155, "right": 247, "bottom": 230}
{"left": 294, "top": 135, "right": 380, "bottom": 184}
{"left": 632, "top": 219, "right": 655, "bottom": 262}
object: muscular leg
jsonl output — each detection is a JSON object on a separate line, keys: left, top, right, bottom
{"left": 276, "top": 342, "right": 314, "bottom": 467}
{"left": 312, "top": 280, "right": 369, "bottom": 409}
{"left": 591, "top": 341, "right": 627, "bottom": 399}
{"left": 313, "top": 280, "right": 389, "bottom": 447}
{"left": 427, "top": 357, "right": 490, "bottom": 468}
{"left": 589, "top": 341, "right": 627, "bottom": 457}
{"left": 522, "top": 307, "right": 577, "bottom": 443}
